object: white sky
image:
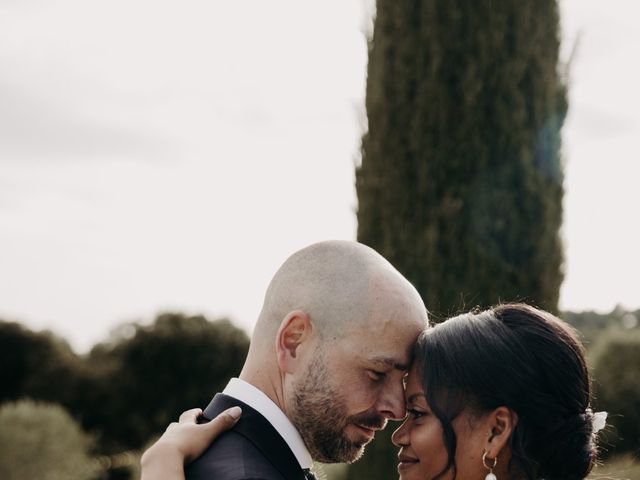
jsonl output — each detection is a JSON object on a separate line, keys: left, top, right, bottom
{"left": 0, "top": 1, "right": 638, "bottom": 352}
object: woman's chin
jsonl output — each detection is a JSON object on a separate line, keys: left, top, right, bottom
{"left": 397, "top": 460, "right": 420, "bottom": 479}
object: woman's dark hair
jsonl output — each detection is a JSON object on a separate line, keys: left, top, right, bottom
{"left": 415, "top": 303, "right": 598, "bottom": 480}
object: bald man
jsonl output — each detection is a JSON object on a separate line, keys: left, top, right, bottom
{"left": 186, "top": 241, "right": 427, "bottom": 480}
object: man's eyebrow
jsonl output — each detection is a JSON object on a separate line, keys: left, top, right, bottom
{"left": 369, "top": 356, "right": 410, "bottom": 371}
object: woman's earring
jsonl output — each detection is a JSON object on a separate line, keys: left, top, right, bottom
{"left": 482, "top": 450, "right": 498, "bottom": 480}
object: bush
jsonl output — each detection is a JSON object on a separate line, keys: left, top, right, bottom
{"left": 588, "top": 454, "right": 640, "bottom": 479}
{"left": 0, "top": 321, "right": 81, "bottom": 406}
{"left": 0, "top": 314, "right": 250, "bottom": 457}
{"left": 0, "top": 400, "right": 98, "bottom": 480}
{"left": 86, "top": 313, "right": 249, "bottom": 450}
{"left": 591, "top": 329, "right": 640, "bottom": 457}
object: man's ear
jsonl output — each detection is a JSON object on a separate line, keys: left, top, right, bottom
{"left": 484, "top": 406, "right": 518, "bottom": 459}
{"left": 275, "top": 310, "right": 313, "bottom": 374}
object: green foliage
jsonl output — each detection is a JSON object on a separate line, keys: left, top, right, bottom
{"left": 0, "top": 321, "right": 81, "bottom": 405}
{"left": 356, "top": 0, "right": 566, "bottom": 318}
{"left": 0, "top": 313, "right": 249, "bottom": 459}
{"left": 353, "top": 1, "right": 566, "bottom": 478}
{"left": 562, "top": 307, "right": 640, "bottom": 347}
{"left": 0, "top": 400, "right": 98, "bottom": 480}
{"left": 316, "top": 462, "right": 348, "bottom": 480}
{"left": 588, "top": 454, "right": 640, "bottom": 479}
{"left": 85, "top": 312, "right": 249, "bottom": 450}
{"left": 591, "top": 329, "right": 640, "bottom": 457}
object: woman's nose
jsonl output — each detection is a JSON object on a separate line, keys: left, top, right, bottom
{"left": 391, "top": 417, "right": 410, "bottom": 446}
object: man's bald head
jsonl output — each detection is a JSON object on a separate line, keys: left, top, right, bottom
{"left": 238, "top": 241, "right": 426, "bottom": 463}
{"left": 253, "top": 240, "right": 425, "bottom": 345}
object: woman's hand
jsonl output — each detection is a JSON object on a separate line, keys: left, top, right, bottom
{"left": 140, "top": 406, "right": 242, "bottom": 480}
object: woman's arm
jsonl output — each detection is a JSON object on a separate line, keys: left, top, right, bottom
{"left": 140, "top": 406, "right": 242, "bottom": 480}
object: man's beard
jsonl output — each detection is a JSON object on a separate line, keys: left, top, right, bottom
{"left": 289, "top": 352, "right": 387, "bottom": 463}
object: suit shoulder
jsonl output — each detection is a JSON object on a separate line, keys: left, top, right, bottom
{"left": 185, "top": 431, "right": 286, "bottom": 480}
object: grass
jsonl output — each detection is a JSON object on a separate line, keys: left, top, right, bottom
{"left": 588, "top": 455, "right": 640, "bottom": 480}
{"left": 313, "top": 455, "right": 640, "bottom": 480}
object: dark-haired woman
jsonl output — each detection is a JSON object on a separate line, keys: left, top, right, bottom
{"left": 142, "top": 304, "right": 605, "bottom": 480}
{"left": 391, "top": 303, "right": 604, "bottom": 480}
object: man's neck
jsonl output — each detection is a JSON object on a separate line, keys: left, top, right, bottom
{"left": 239, "top": 364, "right": 287, "bottom": 415}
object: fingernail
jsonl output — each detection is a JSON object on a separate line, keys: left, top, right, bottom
{"left": 227, "top": 406, "right": 242, "bottom": 419}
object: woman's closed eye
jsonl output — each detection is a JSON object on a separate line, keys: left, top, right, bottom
{"left": 407, "top": 408, "right": 428, "bottom": 419}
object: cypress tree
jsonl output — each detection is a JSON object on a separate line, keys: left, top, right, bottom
{"left": 350, "top": 1, "right": 566, "bottom": 478}
{"left": 357, "top": 0, "right": 566, "bottom": 317}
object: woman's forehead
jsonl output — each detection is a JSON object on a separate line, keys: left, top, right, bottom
{"left": 405, "top": 367, "right": 426, "bottom": 395}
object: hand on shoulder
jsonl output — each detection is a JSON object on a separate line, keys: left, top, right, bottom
{"left": 141, "top": 406, "right": 242, "bottom": 480}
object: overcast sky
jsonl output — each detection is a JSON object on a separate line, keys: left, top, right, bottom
{"left": 1, "top": 1, "right": 638, "bottom": 352}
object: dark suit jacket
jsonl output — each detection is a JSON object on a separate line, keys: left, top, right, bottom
{"left": 185, "top": 393, "right": 309, "bottom": 480}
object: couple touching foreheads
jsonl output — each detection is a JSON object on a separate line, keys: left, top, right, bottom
{"left": 142, "top": 241, "right": 604, "bottom": 480}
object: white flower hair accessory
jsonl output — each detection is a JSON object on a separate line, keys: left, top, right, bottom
{"left": 591, "top": 411, "right": 608, "bottom": 433}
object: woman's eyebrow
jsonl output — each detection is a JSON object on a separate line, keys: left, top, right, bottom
{"left": 407, "top": 393, "right": 427, "bottom": 404}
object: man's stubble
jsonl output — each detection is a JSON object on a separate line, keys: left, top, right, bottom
{"left": 289, "top": 349, "right": 387, "bottom": 464}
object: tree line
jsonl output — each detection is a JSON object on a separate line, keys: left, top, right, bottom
{"left": 0, "top": 313, "right": 249, "bottom": 479}
{"left": 1, "top": 307, "right": 638, "bottom": 479}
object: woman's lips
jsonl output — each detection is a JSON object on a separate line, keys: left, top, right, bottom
{"left": 397, "top": 453, "right": 419, "bottom": 472}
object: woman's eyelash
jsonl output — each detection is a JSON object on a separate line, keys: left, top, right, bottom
{"left": 368, "top": 370, "right": 386, "bottom": 381}
{"left": 407, "top": 408, "right": 427, "bottom": 419}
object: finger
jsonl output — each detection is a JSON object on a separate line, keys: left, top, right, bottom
{"left": 202, "top": 406, "right": 242, "bottom": 437}
{"left": 179, "top": 408, "right": 203, "bottom": 423}
{"left": 181, "top": 407, "right": 243, "bottom": 464}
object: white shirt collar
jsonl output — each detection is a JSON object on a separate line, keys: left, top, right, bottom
{"left": 223, "top": 378, "right": 313, "bottom": 469}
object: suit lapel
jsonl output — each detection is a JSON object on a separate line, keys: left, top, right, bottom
{"left": 201, "top": 393, "right": 307, "bottom": 480}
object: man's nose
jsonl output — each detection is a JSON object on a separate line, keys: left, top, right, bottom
{"left": 377, "top": 380, "right": 406, "bottom": 420}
